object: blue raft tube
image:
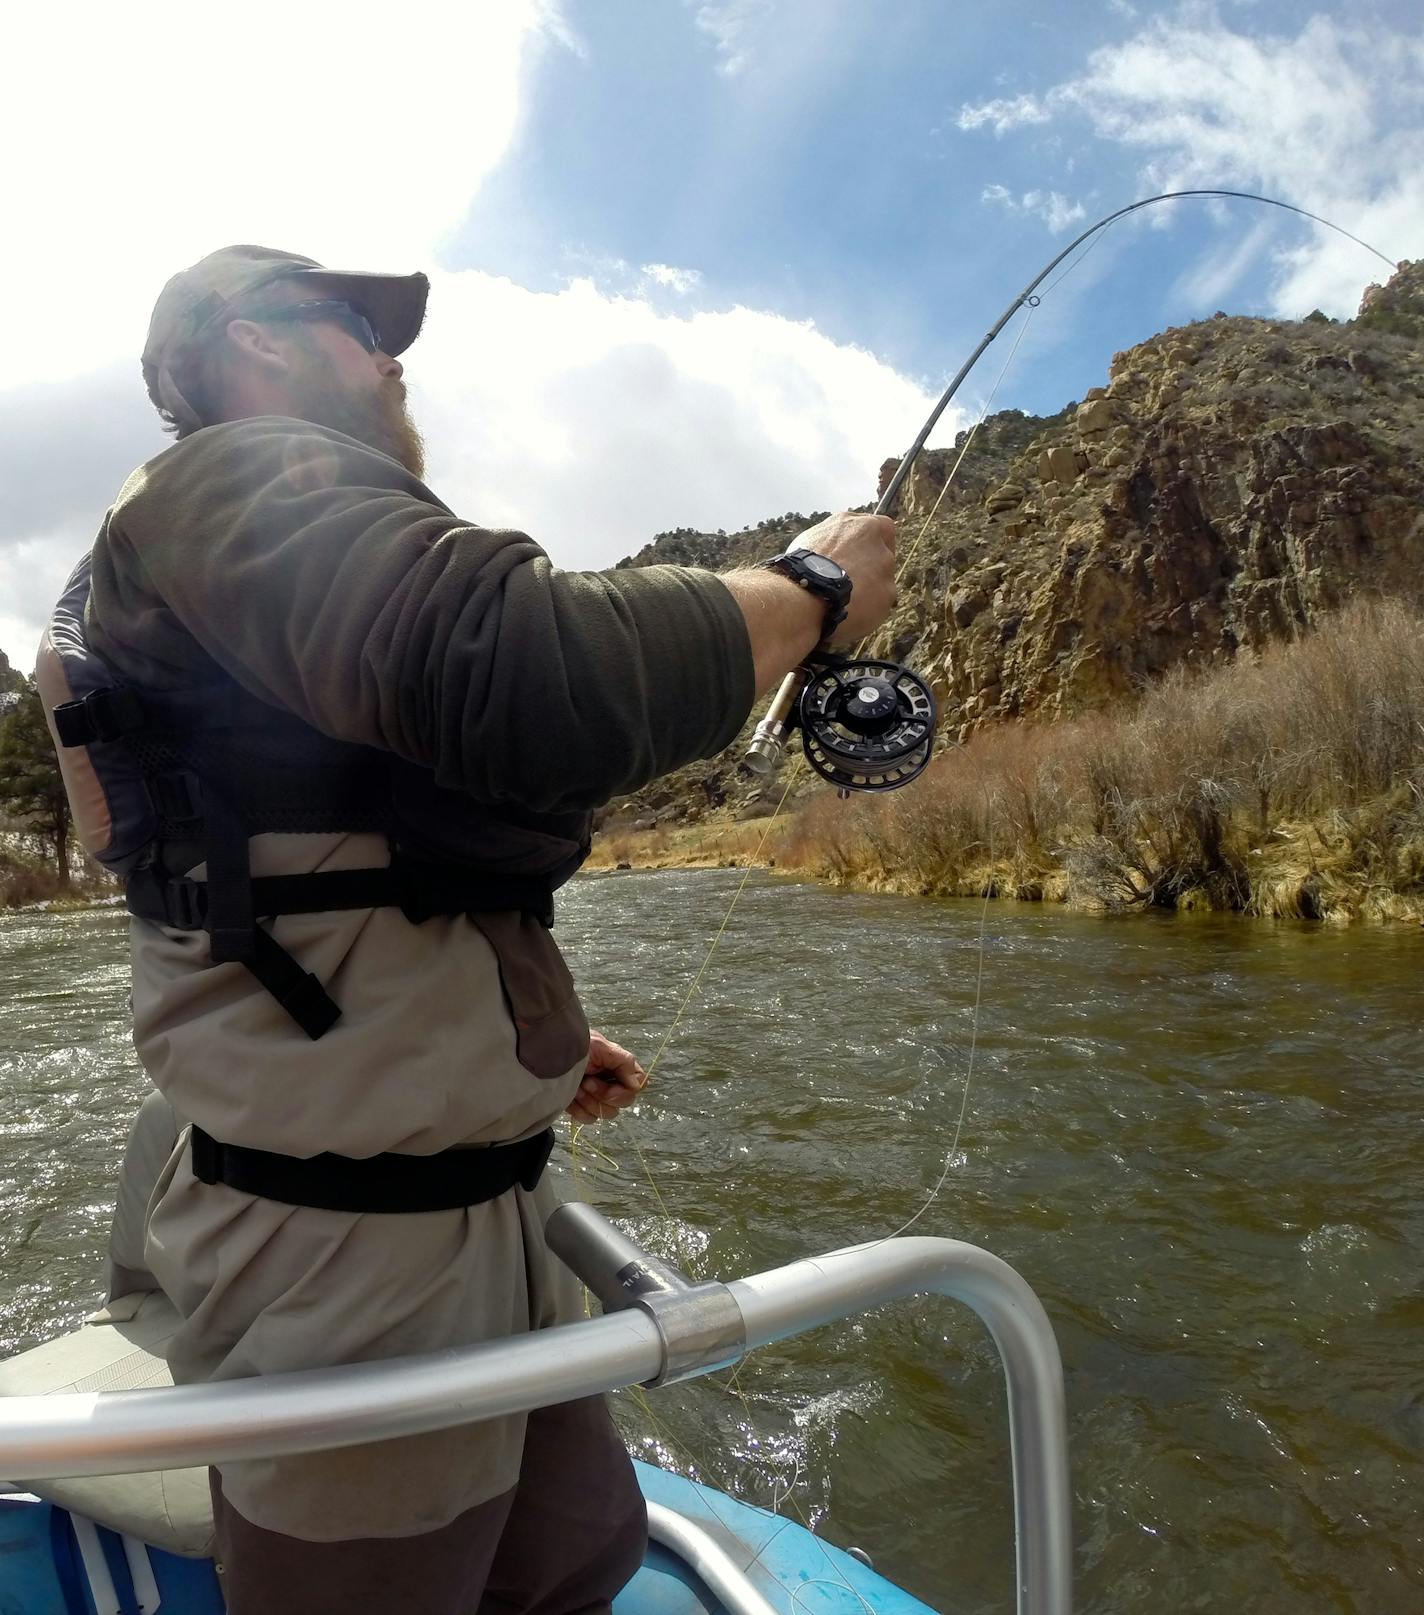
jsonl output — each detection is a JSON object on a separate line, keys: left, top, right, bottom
{"left": 0, "top": 1205, "right": 1071, "bottom": 1614}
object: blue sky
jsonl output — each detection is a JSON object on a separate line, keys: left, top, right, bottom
{"left": 451, "top": 0, "right": 1420, "bottom": 414}
{"left": 0, "top": 0, "right": 1420, "bottom": 667}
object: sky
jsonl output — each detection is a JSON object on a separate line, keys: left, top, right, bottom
{"left": 2, "top": 0, "right": 1421, "bottom": 672}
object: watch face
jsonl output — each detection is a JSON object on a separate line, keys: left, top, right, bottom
{"left": 803, "top": 554, "right": 845, "bottom": 581}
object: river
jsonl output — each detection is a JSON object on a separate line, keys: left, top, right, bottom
{"left": 0, "top": 873, "right": 1420, "bottom": 1613}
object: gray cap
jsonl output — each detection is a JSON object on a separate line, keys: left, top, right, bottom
{"left": 143, "top": 244, "right": 429, "bottom": 433}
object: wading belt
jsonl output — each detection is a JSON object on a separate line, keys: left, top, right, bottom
{"left": 189, "top": 1124, "right": 556, "bottom": 1214}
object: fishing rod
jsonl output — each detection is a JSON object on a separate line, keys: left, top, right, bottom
{"left": 741, "top": 188, "right": 1399, "bottom": 791}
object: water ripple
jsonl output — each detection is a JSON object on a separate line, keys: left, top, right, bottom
{"left": 2, "top": 882, "right": 1421, "bottom": 1612}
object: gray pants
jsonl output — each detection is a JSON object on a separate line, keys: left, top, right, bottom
{"left": 209, "top": 1396, "right": 648, "bottom": 1615}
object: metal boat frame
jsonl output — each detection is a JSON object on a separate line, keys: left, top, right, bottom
{"left": 0, "top": 1210, "right": 1072, "bottom": 1614}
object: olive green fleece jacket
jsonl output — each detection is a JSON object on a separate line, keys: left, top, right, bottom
{"left": 87, "top": 415, "right": 755, "bottom": 810}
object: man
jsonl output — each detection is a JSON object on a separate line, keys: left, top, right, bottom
{"left": 67, "top": 245, "right": 897, "bottom": 1613}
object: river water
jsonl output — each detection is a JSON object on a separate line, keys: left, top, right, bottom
{"left": 0, "top": 873, "right": 1419, "bottom": 1613}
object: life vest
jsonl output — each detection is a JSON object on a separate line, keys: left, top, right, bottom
{"left": 36, "top": 554, "right": 591, "bottom": 1041}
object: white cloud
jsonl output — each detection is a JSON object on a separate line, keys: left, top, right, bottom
{"left": 0, "top": 271, "right": 942, "bottom": 669}
{"left": 964, "top": 10, "right": 1424, "bottom": 316}
{"left": 1167, "top": 216, "right": 1275, "bottom": 310}
{"left": 641, "top": 264, "right": 705, "bottom": 294}
{"left": 956, "top": 94, "right": 1053, "bottom": 136}
{"left": 981, "top": 185, "right": 1086, "bottom": 234}
{"left": 691, "top": 0, "right": 771, "bottom": 76}
{"left": 0, "top": 0, "right": 950, "bottom": 676}
{"left": 0, "top": 1, "right": 566, "bottom": 388}
{"left": 1025, "top": 191, "right": 1087, "bottom": 233}
{"left": 413, "top": 272, "right": 939, "bottom": 565}
{"left": 0, "top": 0, "right": 569, "bottom": 669}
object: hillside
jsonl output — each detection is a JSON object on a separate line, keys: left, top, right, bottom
{"left": 600, "top": 260, "right": 1424, "bottom": 833}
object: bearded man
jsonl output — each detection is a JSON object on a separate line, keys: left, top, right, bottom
{"left": 52, "top": 245, "right": 896, "bottom": 1614}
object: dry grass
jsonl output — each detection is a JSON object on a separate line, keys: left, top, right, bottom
{"left": 0, "top": 822, "right": 118, "bottom": 909}
{"left": 775, "top": 598, "right": 1424, "bottom": 922}
{"left": 0, "top": 848, "right": 115, "bottom": 909}
{"left": 585, "top": 815, "right": 788, "bottom": 873}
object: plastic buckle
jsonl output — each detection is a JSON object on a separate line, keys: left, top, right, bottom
{"left": 165, "top": 879, "right": 208, "bottom": 930}
{"left": 519, "top": 1128, "right": 556, "bottom": 1192}
{"left": 50, "top": 699, "right": 94, "bottom": 748}
{"left": 149, "top": 770, "right": 202, "bottom": 821}
{"left": 391, "top": 855, "right": 439, "bottom": 925}
{"left": 85, "top": 686, "right": 145, "bottom": 743}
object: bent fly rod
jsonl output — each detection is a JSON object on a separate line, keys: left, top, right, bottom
{"left": 741, "top": 189, "right": 1399, "bottom": 793}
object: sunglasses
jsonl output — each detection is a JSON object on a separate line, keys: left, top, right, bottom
{"left": 244, "top": 299, "right": 384, "bottom": 354}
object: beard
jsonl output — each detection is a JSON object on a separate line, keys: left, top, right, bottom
{"left": 287, "top": 347, "right": 427, "bottom": 479}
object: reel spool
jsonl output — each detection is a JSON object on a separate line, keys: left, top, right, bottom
{"left": 796, "top": 658, "right": 936, "bottom": 794}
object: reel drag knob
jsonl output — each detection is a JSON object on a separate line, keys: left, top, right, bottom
{"left": 839, "top": 676, "right": 901, "bottom": 736}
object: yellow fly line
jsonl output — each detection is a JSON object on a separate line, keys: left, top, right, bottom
{"left": 558, "top": 312, "right": 1033, "bottom": 1573}
{"left": 613, "top": 294, "right": 1039, "bottom": 1253}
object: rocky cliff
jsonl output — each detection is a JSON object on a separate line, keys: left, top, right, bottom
{"left": 607, "top": 260, "right": 1424, "bottom": 824}
{"left": 883, "top": 260, "right": 1424, "bottom": 740}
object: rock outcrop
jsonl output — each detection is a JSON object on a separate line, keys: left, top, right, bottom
{"left": 0, "top": 648, "right": 26, "bottom": 695}
{"left": 874, "top": 260, "right": 1424, "bottom": 741}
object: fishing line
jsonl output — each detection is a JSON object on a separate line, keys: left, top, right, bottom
{"left": 855, "top": 818, "right": 994, "bottom": 1253}
{"left": 608, "top": 220, "right": 1049, "bottom": 1257}
{"left": 619, "top": 276, "right": 1043, "bottom": 1204}
{"left": 573, "top": 502, "right": 1003, "bottom": 1600}
{"left": 895, "top": 294, "right": 1040, "bottom": 582}
{"left": 642, "top": 773, "right": 798, "bottom": 1087}
{"left": 575, "top": 186, "right": 1401, "bottom": 1590}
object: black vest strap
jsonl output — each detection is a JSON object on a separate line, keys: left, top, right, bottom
{"left": 189, "top": 1125, "right": 556, "bottom": 1214}
{"left": 245, "top": 928, "right": 342, "bottom": 1041}
{"left": 127, "top": 863, "right": 558, "bottom": 931}
{"left": 126, "top": 857, "right": 558, "bottom": 1042}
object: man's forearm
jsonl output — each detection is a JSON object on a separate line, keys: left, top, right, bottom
{"left": 720, "top": 569, "right": 826, "bottom": 697}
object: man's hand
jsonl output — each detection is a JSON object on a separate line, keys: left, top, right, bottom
{"left": 791, "top": 511, "right": 898, "bottom": 646}
{"left": 567, "top": 1031, "right": 648, "bottom": 1125}
{"left": 723, "top": 511, "right": 898, "bottom": 695}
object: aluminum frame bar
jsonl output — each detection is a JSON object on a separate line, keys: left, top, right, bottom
{"left": 645, "top": 1502, "right": 781, "bottom": 1615}
{"left": 0, "top": 1236, "right": 1070, "bottom": 1615}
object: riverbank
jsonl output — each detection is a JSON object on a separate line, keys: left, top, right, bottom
{"left": 587, "top": 813, "right": 1424, "bottom": 923}
{"left": 0, "top": 850, "right": 113, "bottom": 910}
{"left": 586, "top": 816, "right": 785, "bottom": 873}
{"left": 592, "top": 600, "right": 1424, "bottom": 925}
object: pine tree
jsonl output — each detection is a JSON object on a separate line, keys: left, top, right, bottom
{"left": 0, "top": 685, "right": 71, "bottom": 887}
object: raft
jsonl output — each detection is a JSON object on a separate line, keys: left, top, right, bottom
{"left": 0, "top": 1463, "right": 935, "bottom": 1615}
{"left": 0, "top": 1222, "right": 1071, "bottom": 1613}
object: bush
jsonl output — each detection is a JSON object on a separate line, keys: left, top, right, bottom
{"left": 780, "top": 598, "right": 1424, "bottom": 918}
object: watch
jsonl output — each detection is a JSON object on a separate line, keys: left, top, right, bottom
{"left": 756, "top": 549, "right": 853, "bottom": 642}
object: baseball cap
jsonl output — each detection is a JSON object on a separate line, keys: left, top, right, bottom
{"left": 143, "top": 244, "right": 429, "bottom": 434}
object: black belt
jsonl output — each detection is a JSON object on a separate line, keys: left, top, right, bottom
{"left": 189, "top": 1125, "right": 555, "bottom": 1214}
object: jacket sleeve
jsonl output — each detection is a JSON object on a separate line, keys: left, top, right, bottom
{"left": 98, "top": 417, "right": 755, "bottom": 812}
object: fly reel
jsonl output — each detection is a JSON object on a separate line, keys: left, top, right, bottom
{"left": 796, "top": 657, "right": 936, "bottom": 794}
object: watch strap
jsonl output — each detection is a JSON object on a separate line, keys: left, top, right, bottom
{"left": 756, "top": 551, "right": 851, "bottom": 643}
